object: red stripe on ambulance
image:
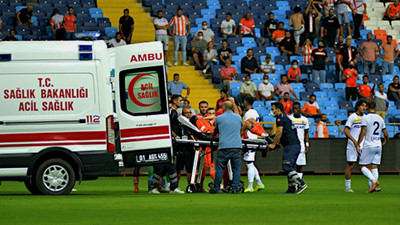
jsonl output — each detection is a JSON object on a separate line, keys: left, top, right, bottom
{"left": 0, "top": 131, "right": 106, "bottom": 143}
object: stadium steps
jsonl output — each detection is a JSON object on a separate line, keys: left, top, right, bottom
{"left": 167, "top": 66, "right": 220, "bottom": 109}
{"left": 97, "top": 0, "right": 155, "bottom": 43}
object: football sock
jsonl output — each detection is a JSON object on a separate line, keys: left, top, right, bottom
{"left": 345, "top": 179, "right": 351, "bottom": 188}
{"left": 298, "top": 172, "right": 303, "bottom": 179}
{"left": 288, "top": 171, "right": 305, "bottom": 186}
{"left": 210, "top": 168, "right": 215, "bottom": 180}
{"left": 253, "top": 166, "right": 263, "bottom": 186}
{"left": 368, "top": 180, "right": 372, "bottom": 188}
{"left": 246, "top": 163, "right": 256, "bottom": 182}
{"left": 361, "top": 167, "right": 376, "bottom": 183}
{"left": 371, "top": 168, "right": 379, "bottom": 181}
{"left": 133, "top": 177, "right": 139, "bottom": 189}
{"left": 247, "top": 181, "right": 254, "bottom": 190}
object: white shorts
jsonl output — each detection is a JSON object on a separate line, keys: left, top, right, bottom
{"left": 359, "top": 146, "right": 382, "bottom": 166}
{"left": 156, "top": 34, "right": 169, "bottom": 51}
{"left": 296, "top": 152, "right": 306, "bottom": 166}
{"left": 346, "top": 146, "right": 358, "bottom": 162}
{"left": 243, "top": 150, "right": 256, "bottom": 162}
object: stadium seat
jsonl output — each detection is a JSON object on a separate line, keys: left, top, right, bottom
{"left": 105, "top": 27, "right": 118, "bottom": 38}
{"left": 305, "top": 83, "right": 320, "bottom": 91}
{"left": 314, "top": 91, "right": 328, "bottom": 98}
{"left": 320, "top": 83, "right": 334, "bottom": 90}
{"left": 339, "top": 101, "right": 353, "bottom": 110}
{"left": 253, "top": 101, "right": 265, "bottom": 108}
{"left": 275, "top": 56, "right": 289, "bottom": 65}
{"left": 300, "top": 91, "right": 312, "bottom": 101}
{"left": 251, "top": 73, "right": 263, "bottom": 81}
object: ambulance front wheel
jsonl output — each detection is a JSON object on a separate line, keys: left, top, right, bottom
{"left": 34, "top": 158, "right": 76, "bottom": 195}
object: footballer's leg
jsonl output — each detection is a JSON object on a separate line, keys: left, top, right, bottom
{"left": 345, "top": 162, "right": 355, "bottom": 192}
{"left": 245, "top": 161, "right": 255, "bottom": 192}
{"left": 133, "top": 167, "right": 140, "bottom": 193}
{"left": 253, "top": 164, "right": 265, "bottom": 191}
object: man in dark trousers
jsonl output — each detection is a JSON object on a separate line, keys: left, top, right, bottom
{"left": 210, "top": 101, "right": 243, "bottom": 194}
{"left": 268, "top": 102, "right": 307, "bottom": 194}
{"left": 119, "top": 8, "right": 134, "bottom": 44}
{"left": 149, "top": 95, "right": 184, "bottom": 194}
{"left": 321, "top": 8, "right": 340, "bottom": 47}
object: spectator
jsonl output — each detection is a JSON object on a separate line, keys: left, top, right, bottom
{"left": 301, "top": 94, "right": 322, "bottom": 118}
{"left": 315, "top": 114, "right": 329, "bottom": 138}
{"left": 168, "top": 8, "right": 191, "bottom": 67}
{"left": 374, "top": 83, "right": 389, "bottom": 120}
{"left": 335, "top": 35, "right": 346, "bottom": 79}
{"left": 264, "top": 12, "right": 278, "bottom": 43}
{"left": 280, "top": 92, "right": 293, "bottom": 115}
{"left": 16, "top": 4, "right": 34, "bottom": 27}
{"left": 280, "top": 30, "right": 297, "bottom": 59}
{"left": 322, "top": 0, "right": 335, "bottom": 17}
{"left": 220, "top": 60, "right": 240, "bottom": 90}
{"left": 380, "top": 35, "right": 399, "bottom": 75}
{"left": 336, "top": 0, "right": 352, "bottom": 36}
{"left": 311, "top": 40, "right": 328, "bottom": 85}
{"left": 304, "top": 3, "right": 320, "bottom": 43}
{"left": 311, "top": 0, "right": 323, "bottom": 37}
{"left": 154, "top": 10, "right": 171, "bottom": 66}
{"left": 271, "top": 22, "right": 285, "bottom": 46}
{"left": 108, "top": 32, "right": 127, "bottom": 47}
{"left": 359, "top": 33, "right": 379, "bottom": 75}
{"left": 220, "top": 13, "right": 237, "bottom": 39}
{"left": 258, "top": 75, "right": 275, "bottom": 101}
{"left": 338, "top": 36, "right": 359, "bottom": 72}
{"left": 287, "top": 60, "right": 301, "bottom": 83}
{"left": 302, "top": 38, "right": 315, "bottom": 74}
{"left": 289, "top": 5, "right": 305, "bottom": 46}
{"left": 177, "top": 99, "right": 196, "bottom": 115}
{"left": 193, "top": 21, "right": 214, "bottom": 43}
{"left": 216, "top": 89, "right": 229, "bottom": 110}
{"left": 275, "top": 74, "right": 299, "bottom": 100}
{"left": 119, "top": 9, "right": 134, "bottom": 44}
{"left": 3, "top": 30, "right": 18, "bottom": 41}
{"left": 217, "top": 39, "right": 233, "bottom": 66}
{"left": 358, "top": 75, "right": 374, "bottom": 100}
{"left": 167, "top": 73, "right": 190, "bottom": 98}
{"left": 321, "top": 8, "right": 340, "bottom": 47}
{"left": 383, "top": 0, "right": 400, "bottom": 25}
{"left": 388, "top": 75, "right": 400, "bottom": 101}
{"left": 202, "top": 41, "right": 218, "bottom": 74}
{"left": 260, "top": 54, "right": 275, "bottom": 74}
{"left": 240, "top": 75, "right": 259, "bottom": 101}
{"left": 63, "top": 7, "right": 77, "bottom": 40}
{"left": 239, "top": 12, "right": 256, "bottom": 40}
{"left": 342, "top": 61, "right": 360, "bottom": 101}
{"left": 241, "top": 49, "right": 259, "bottom": 74}
{"left": 50, "top": 9, "right": 65, "bottom": 40}
{"left": 191, "top": 31, "right": 207, "bottom": 70}
{"left": 350, "top": 0, "right": 366, "bottom": 40}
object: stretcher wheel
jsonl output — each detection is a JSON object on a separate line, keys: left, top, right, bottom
{"left": 186, "top": 184, "right": 197, "bottom": 193}
{"left": 195, "top": 183, "right": 203, "bottom": 192}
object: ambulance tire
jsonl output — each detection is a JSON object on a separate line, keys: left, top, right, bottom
{"left": 24, "top": 180, "right": 40, "bottom": 195}
{"left": 34, "top": 158, "right": 76, "bottom": 195}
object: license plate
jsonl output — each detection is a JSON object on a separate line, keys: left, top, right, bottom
{"left": 135, "top": 152, "right": 169, "bottom": 164}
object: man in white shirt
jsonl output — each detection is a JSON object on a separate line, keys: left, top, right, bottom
{"left": 154, "top": 10, "right": 171, "bottom": 66}
{"left": 260, "top": 54, "right": 276, "bottom": 74}
{"left": 258, "top": 75, "right": 275, "bottom": 101}
{"left": 108, "top": 32, "right": 127, "bottom": 47}
{"left": 288, "top": 102, "right": 310, "bottom": 179}
{"left": 220, "top": 13, "right": 237, "bottom": 39}
{"left": 241, "top": 96, "right": 265, "bottom": 192}
{"left": 357, "top": 100, "right": 389, "bottom": 193}
{"left": 193, "top": 21, "right": 214, "bottom": 43}
{"left": 343, "top": 99, "right": 367, "bottom": 192}
{"left": 373, "top": 84, "right": 389, "bottom": 120}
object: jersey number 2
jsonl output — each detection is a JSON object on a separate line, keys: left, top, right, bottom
{"left": 373, "top": 121, "right": 380, "bottom": 135}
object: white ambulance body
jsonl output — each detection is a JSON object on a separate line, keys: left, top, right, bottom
{"left": 0, "top": 41, "right": 172, "bottom": 195}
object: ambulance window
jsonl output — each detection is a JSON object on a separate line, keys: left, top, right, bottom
{"left": 119, "top": 66, "right": 167, "bottom": 116}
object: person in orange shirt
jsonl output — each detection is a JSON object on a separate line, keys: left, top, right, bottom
{"left": 271, "top": 22, "right": 285, "bottom": 46}
{"left": 342, "top": 62, "right": 360, "bottom": 101}
{"left": 315, "top": 114, "right": 329, "bottom": 138}
{"left": 239, "top": 12, "right": 256, "bottom": 40}
{"left": 287, "top": 60, "right": 301, "bottom": 83}
{"left": 358, "top": 75, "right": 374, "bottom": 100}
{"left": 280, "top": 92, "right": 293, "bottom": 115}
{"left": 63, "top": 7, "right": 77, "bottom": 40}
{"left": 301, "top": 94, "right": 322, "bottom": 118}
{"left": 384, "top": 0, "right": 400, "bottom": 25}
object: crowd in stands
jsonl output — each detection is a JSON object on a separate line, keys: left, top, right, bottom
{"left": 156, "top": 0, "right": 400, "bottom": 138}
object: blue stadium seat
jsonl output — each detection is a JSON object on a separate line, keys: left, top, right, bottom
{"left": 251, "top": 73, "right": 263, "bottom": 81}
{"left": 105, "top": 27, "right": 118, "bottom": 38}
{"left": 382, "top": 75, "right": 394, "bottom": 82}
{"left": 291, "top": 83, "right": 304, "bottom": 90}
{"left": 275, "top": 65, "right": 285, "bottom": 73}
{"left": 323, "top": 101, "right": 337, "bottom": 108}
{"left": 305, "top": 82, "right": 320, "bottom": 91}
{"left": 327, "top": 126, "right": 339, "bottom": 138}
{"left": 15, "top": 6, "right": 27, "bottom": 12}
{"left": 275, "top": 56, "right": 289, "bottom": 65}
{"left": 335, "top": 83, "right": 346, "bottom": 90}
{"left": 91, "top": 13, "right": 104, "bottom": 22}
{"left": 253, "top": 101, "right": 265, "bottom": 108}
{"left": 339, "top": 101, "right": 353, "bottom": 110}
{"left": 314, "top": 91, "right": 328, "bottom": 98}
{"left": 266, "top": 46, "right": 279, "bottom": 54}
{"left": 89, "top": 8, "right": 103, "bottom": 15}
{"left": 255, "top": 107, "right": 268, "bottom": 117}
{"left": 300, "top": 91, "right": 312, "bottom": 101}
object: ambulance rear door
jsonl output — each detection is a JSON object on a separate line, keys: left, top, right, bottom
{"left": 114, "top": 42, "right": 172, "bottom": 167}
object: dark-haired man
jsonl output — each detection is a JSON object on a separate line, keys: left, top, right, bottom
{"left": 269, "top": 102, "right": 307, "bottom": 194}
{"left": 220, "top": 13, "right": 237, "bottom": 39}
{"left": 119, "top": 8, "right": 134, "bottom": 44}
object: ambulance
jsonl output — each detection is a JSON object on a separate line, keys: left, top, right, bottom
{"left": 0, "top": 41, "right": 173, "bottom": 195}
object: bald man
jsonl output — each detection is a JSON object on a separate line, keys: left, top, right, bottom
{"left": 210, "top": 101, "right": 243, "bottom": 194}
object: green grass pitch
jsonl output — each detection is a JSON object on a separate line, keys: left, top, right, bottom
{"left": 0, "top": 175, "right": 399, "bottom": 225}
